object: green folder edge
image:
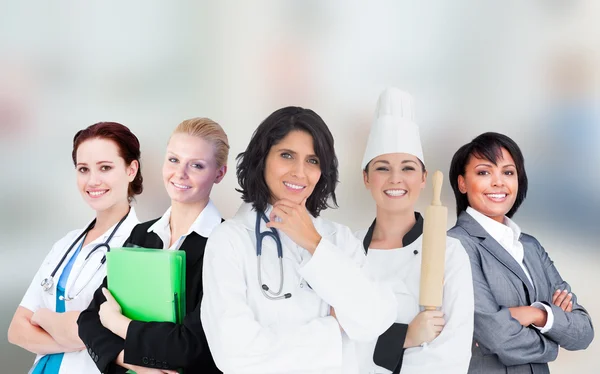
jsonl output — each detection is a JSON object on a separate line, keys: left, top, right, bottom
{"left": 107, "top": 247, "right": 186, "bottom": 373}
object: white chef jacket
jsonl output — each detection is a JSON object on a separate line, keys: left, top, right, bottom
{"left": 200, "top": 202, "right": 398, "bottom": 374}
{"left": 19, "top": 208, "right": 139, "bottom": 374}
{"left": 354, "top": 219, "right": 474, "bottom": 374}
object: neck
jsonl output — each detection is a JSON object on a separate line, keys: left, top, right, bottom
{"left": 372, "top": 206, "right": 416, "bottom": 249}
{"left": 169, "top": 199, "right": 209, "bottom": 242}
{"left": 95, "top": 201, "right": 131, "bottom": 233}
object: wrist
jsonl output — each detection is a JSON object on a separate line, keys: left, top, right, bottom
{"left": 306, "top": 234, "right": 322, "bottom": 254}
{"left": 533, "top": 307, "right": 548, "bottom": 327}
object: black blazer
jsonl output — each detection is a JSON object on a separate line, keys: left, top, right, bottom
{"left": 77, "top": 219, "right": 222, "bottom": 374}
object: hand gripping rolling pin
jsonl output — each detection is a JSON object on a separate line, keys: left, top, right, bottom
{"left": 419, "top": 170, "right": 447, "bottom": 310}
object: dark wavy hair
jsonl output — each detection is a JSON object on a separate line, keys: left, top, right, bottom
{"left": 449, "top": 132, "right": 528, "bottom": 218}
{"left": 236, "top": 106, "right": 339, "bottom": 217}
{"left": 72, "top": 122, "right": 143, "bottom": 200}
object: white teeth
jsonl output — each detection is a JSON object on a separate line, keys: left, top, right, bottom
{"left": 173, "top": 182, "right": 191, "bottom": 189}
{"left": 384, "top": 189, "right": 407, "bottom": 197}
{"left": 88, "top": 190, "right": 107, "bottom": 197}
{"left": 284, "top": 182, "right": 304, "bottom": 190}
{"left": 486, "top": 193, "right": 507, "bottom": 199}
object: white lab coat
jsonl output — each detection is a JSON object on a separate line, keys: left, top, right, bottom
{"left": 20, "top": 208, "right": 139, "bottom": 374}
{"left": 201, "top": 203, "right": 398, "bottom": 374}
{"left": 353, "top": 229, "right": 474, "bottom": 374}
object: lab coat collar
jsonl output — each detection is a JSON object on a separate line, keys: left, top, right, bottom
{"left": 148, "top": 200, "right": 222, "bottom": 239}
{"left": 87, "top": 206, "right": 139, "bottom": 246}
{"left": 233, "top": 202, "right": 337, "bottom": 237}
{"left": 362, "top": 212, "right": 423, "bottom": 252}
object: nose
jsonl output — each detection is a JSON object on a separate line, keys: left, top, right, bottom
{"left": 290, "top": 160, "right": 306, "bottom": 178}
{"left": 389, "top": 169, "right": 403, "bottom": 184}
{"left": 175, "top": 163, "right": 189, "bottom": 179}
{"left": 491, "top": 171, "right": 505, "bottom": 187}
{"left": 88, "top": 170, "right": 102, "bottom": 186}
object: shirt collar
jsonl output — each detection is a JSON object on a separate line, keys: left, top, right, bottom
{"left": 148, "top": 200, "right": 222, "bottom": 239}
{"left": 362, "top": 212, "right": 424, "bottom": 252}
{"left": 466, "top": 206, "right": 521, "bottom": 245}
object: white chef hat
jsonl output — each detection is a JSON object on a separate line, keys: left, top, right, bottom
{"left": 361, "top": 87, "right": 424, "bottom": 170}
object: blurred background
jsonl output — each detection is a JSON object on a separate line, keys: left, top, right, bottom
{"left": 1, "top": 1, "right": 598, "bottom": 372}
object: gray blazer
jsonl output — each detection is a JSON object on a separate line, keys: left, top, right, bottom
{"left": 448, "top": 211, "right": 594, "bottom": 374}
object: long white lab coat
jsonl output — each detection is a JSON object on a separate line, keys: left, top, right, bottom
{"left": 19, "top": 209, "right": 139, "bottom": 374}
{"left": 353, "top": 229, "right": 474, "bottom": 374}
{"left": 201, "top": 203, "right": 398, "bottom": 374}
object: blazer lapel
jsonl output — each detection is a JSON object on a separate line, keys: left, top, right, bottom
{"left": 522, "top": 239, "right": 544, "bottom": 301}
{"left": 458, "top": 212, "right": 536, "bottom": 302}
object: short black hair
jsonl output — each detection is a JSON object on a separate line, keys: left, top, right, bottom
{"left": 448, "top": 132, "right": 528, "bottom": 218}
{"left": 236, "top": 106, "right": 339, "bottom": 217}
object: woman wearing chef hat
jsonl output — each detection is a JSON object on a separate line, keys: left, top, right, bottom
{"left": 354, "top": 87, "right": 474, "bottom": 374}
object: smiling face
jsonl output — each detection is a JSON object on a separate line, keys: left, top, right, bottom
{"left": 76, "top": 138, "right": 137, "bottom": 213}
{"left": 264, "top": 130, "right": 322, "bottom": 205}
{"left": 364, "top": 153, "right": 426, "bottom": 214}
{"left": 458, "top": 147, "right": 518, "bottom": 223}
{"left": 162, "top": 133, "right": 226, "bottom": 206}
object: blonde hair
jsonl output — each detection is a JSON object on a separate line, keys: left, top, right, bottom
{"left": 172, "top": 117, "right": 230, "bottom": 168}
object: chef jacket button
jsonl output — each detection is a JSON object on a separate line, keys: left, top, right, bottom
{"left": 142, "top": 357, "right": 149, "bottom": 364}
{"left": 149, "top": 358, "right": 155, "bottom": 366}
{"left": 300, "top": 283, "right": 304, "bottom": 288}
{"left": 94, "top": 354, "right": 99, "bottom": 363}
{"left": 163, "top": 361, "right": 168, "bottom": 368}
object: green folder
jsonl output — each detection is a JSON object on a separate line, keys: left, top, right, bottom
{"left": 107, "top": 247, "right": 186, "bottom": 324}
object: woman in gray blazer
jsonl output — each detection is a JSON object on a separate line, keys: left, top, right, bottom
{"left": 447, "top": 132, "right": 593, "bottom": 374}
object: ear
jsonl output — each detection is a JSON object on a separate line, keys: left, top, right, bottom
{"left": 457, "top": 174, "right": 467, "bottom": 194}
{"left": 362, "top": 170, "right": 370, "bottom": 189}
{"left": 421, "top": 170, "right": 428, "bottom": 189}
{"left": 127, "top": 160, "right": 139, "bottom": 182}
{"left": 214, "top": 165, "right": 227, "bottom": 184}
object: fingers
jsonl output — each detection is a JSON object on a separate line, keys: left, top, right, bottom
{"left": 553, "top": 290, "right": 569, "bottom": 308}
{"left": 566, "top": 301, "right": 573, "bottom": 312}
{"left": 422, "top": 310, "right": 444, "bottom": 318}
{"left": 559, "top": 293, "right": 573, "bottom": 311}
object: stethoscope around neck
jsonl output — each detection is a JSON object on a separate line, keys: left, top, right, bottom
{"left": 255, "top": 210, "right": 292, "bottom": 300}
{"left": 40, "top": 211, "right": 129, "bottom": 301}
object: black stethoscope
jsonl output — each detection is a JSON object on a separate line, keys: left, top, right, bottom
{"left": 40, "top": 211, "right": 130, "bottom": 301}
{"left": 255, "top": 211, "right": 292, "bottom": 300}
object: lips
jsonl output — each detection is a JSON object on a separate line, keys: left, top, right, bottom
{"left": 283, "top": 181, "right": 305, "bottom": 191}
{"left": 485, "top": 193, "right": 507, "bottom": 202}
{"left": 171, "top": 182, "right": 192, "bottom": 190}
{"left": 384, "top": 189, "right": 407, "bottom": 197}
{"left": 87, "top": 189, "right": 108, "bottom": 198}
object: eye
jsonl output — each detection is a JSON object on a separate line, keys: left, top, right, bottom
{"left": 402, "top": 166, "right": 416, "bottom": 172}
{"left": 307, "top": 158, "right": 319, "bottom": 165}
{"left": 476, "top": 170, "right": 489, "bottom": 176}
{"left": 168, "top": 157, "right": 178, "bottom": 163}
{"left": 100, "top": 165, "right": 112, "bottom": 171}
{"left": 375, "top": 167, "right": 389, "bottom": 172}
{"left": 191, "top": 163, "right": 204, "bottom": 170}
{"left": 280, "top": 152, "right": 292, "bottom": 159}
{"left": 78, "top": 167, "right": 88, "bottom": 173}
{"left": 504, "top": 170, "right": 515, "bottom": 176}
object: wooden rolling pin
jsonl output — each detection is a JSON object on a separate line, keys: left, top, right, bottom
{"left": 419, "top": 170, "right": 447, "bottom": 310}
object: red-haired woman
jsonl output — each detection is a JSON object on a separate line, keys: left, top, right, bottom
{"left": 8, "top": 122, "right": 143, "bottom": 374}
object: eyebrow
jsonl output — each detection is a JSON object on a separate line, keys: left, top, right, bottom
{"left": 474, "top": 163, "right": 516, "bottom": 168}
{"left": 76, "top": 161, "right": 114, "bottom": 166}
{"left": 167, "top": 151, "right": 206, "bottom": 162}
{"left": 373, "top": 159, "right": 417, "bottom": 165}
{"left": 277, "top": 148, "right": 318, "bottom": 159}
